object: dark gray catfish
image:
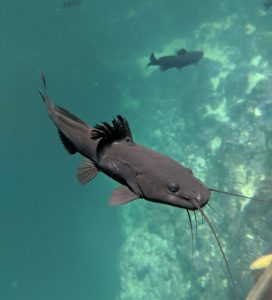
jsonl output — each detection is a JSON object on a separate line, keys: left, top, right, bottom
{"left": 147, "top": 48, "right": 203, "bottom": 71}
{"left": 38, "top": 75, "right": 210, "bottom": 210}
{"left": 39, "top": 75, "right": 267, "bottom": 294}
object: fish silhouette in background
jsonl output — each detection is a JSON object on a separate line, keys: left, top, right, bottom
{"left": 147, "top": 49, "right": 203, "bottom": 71}
{"left": 263, "top": 0, "right": 272, "bottom": 9}
{"left": 63, "top": 0, "right": 82, "bottom": 8}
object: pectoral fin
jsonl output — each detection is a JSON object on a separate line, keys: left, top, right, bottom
{"left": 109, "top": 186, "right": 139, "bottom": 206}
{"left": 77, "top": 159, "right": 99, "bottom": 184}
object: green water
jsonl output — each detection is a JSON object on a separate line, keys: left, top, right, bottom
{"left": 1, "top": 0, "right": 272, "bottom": 299}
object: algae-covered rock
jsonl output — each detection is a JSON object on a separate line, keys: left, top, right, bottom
{"left": 119, "top": 228, "right": 183, "bottom": 300}
{"left": 116, "top": 7, "right": 272, "bottom": 300}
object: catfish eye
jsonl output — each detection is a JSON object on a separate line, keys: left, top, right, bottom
{"left": 168, "top": 183, "right": 179, "bottom": 193}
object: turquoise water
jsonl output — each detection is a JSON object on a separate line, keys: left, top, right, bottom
{"left": 1, "top": 0, "right": 272, "bottom": 299}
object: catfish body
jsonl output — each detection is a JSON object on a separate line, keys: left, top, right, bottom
{"left": 147, "top": 49, "right": 203, "bottom": 71}
{"left": 39, "top": 77, "right": 210, "bottom": 210}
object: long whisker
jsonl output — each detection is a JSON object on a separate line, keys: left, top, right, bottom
{"left": 191, "top": 200, "right": 235, "bottom": 291}
{"left": 210, "top": 188, "right": 270, "bottom": 203}
{"left": 193, "top": 211, "right": 198, "bottom": 239}
{"left": 207, "top": 202, "right": 216, "bottom": 214}
{"left": 186, "top": 209, "right": 194, "bottom": 258}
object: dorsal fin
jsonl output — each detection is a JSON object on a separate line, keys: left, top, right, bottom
{"left": 91, "top": 115, "right": 133, "bottom": 143}
{"left": 176, "top": 48, "right": 186, "bottom": 56}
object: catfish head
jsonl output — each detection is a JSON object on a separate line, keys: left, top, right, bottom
{"left": 134, "top": 151, "right": 211, "bottom": 210}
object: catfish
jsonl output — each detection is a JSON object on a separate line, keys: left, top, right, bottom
{"left": 38, "top": 75, "right": 267, "bottom": 294}
{"left": 147, "top": 48, "right": 203, "bottom": 71}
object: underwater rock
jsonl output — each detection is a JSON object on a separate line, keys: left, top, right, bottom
{"left": 118, "top": 12, "right": 272, "bottom": 300}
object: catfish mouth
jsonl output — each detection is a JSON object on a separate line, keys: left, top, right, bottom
{"left": 180, "top": 189, "right": 210, "bottom": 211}
{"left": 180, "top": 197, "right": 208, "bottom": 211}
{"left": 167, "top": 191, "right": 210, "bottom": 211}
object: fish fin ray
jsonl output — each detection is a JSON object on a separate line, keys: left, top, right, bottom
{"left": 77, "top": 159, "right": 99, "bottom": 184}
{"left": 109, "top": 185, "right": 139, "bottom": 206}
{"left": 58, "top": 129, "right": 77, "bottom": 154}
{"left": 91, "top": 115, "right": 133, "bottom": 143}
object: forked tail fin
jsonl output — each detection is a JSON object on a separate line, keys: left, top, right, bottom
{"left": 147, "top": 53, "right": 158, "bottom": 66}
{"left": 38, "top": 73, "right": 54, "bottom": 111}
{"left": 37, "top": 74, "right": 94, "bottom": 158}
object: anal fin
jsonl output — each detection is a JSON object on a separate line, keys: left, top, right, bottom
{"left": 77, "top": 159, "right": 99, "bottom": 184}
